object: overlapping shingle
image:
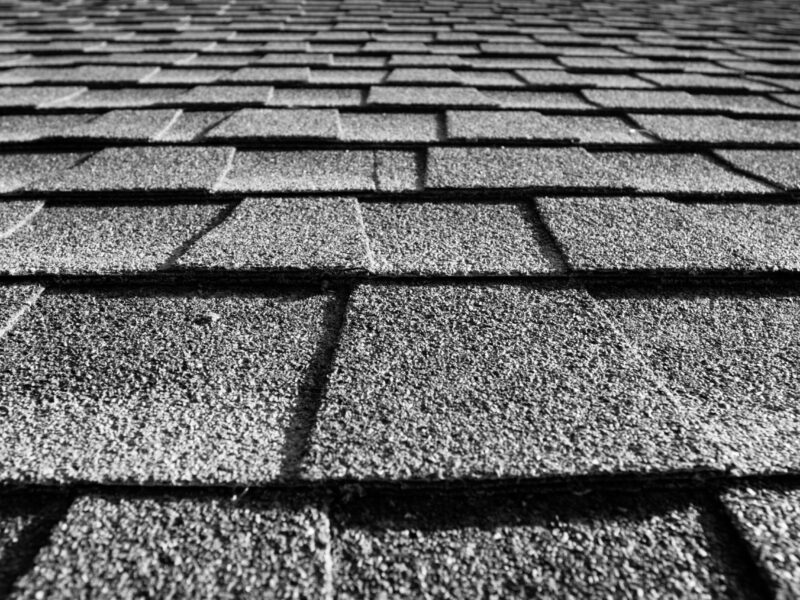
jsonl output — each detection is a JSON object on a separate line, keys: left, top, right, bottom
{"left": 0, "top": 153, "right": 84, "bottom": 192}
{"left": 205, "top": 108, "right": 341, "bottom": 141}
{"left": 0, "top": 288, "right": 333, "bottom": 483}
{"left": 367, "top": 85, "right": 495, "bottom": 106}
{"left": 715, "top": 149, "right": 800, "bottom": 190}
{"left": 340, "top": 112, "right": 440, "bottom": 142}
{"left": 70, "top": 109, "right": 181, "bottom": 141}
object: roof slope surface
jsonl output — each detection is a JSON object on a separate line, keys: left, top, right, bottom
{"left": 0, "top": 0, "right": 799, "bottom": 597}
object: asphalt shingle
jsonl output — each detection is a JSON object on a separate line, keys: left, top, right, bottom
{"left": 517, "top": 70, "right": 653, "bottom": 88}
{"left": 361, "top": 201, "right": 562, "bottom": 275}
{"left": 638, "top": 73, "right": 778, "bottom": 91}
{"left": 386, "top": 67, "right": 461, "bottom": 84}
{"left": 425, "top": 147, "right": 618, "bottom": 190}
{"left": 217, "top": 150, "right": 374, "bottom": 193}
{"left": 0, "top": 288, "right": 333, "bottom": 483}
{"left": 374, "top": 150, "right": 422, "bottom": 192}
{"left": 0, "top": 153, "right": 84, "bottom": 193}
{"left": 537, "top": 196, "right": 800, "bottom": 271}
{"left": 178, "top": 85, "right": 274, "bottom": 105}
{"left": 29, "top": 146, "right": 235, "bottom": 195}
{"left": 223, "top": 67, "right": 310, "bottom": 83}
{"left": 70, "top": 109, "right": 181, "bottom": 141}
{"left": 0, "top": 284, "right": 42, "bottom": 335}
{"left": 0, "top": 202, "right": 226, "bottom": 275}
{"left": 205, "top": 108, "right": 341, "bottom": 141}
{"left": 178, "top": 197, "right": 370, "bottom": 273}
{"left": 715, "top": 149, "right": 800, "bottom": 190}
{"left": 49, "top": 88, "right": 185, "bottom": 109}
{"left": 594, "top": 285, "right": 800, "bottom": 473}
{"left": 594, "top": 152, "right": 774, "bottom": 195}
{"left": 271, "top": 87, "right": 364, "bottom": 107}
{"left": 11, "top": 494, "right": 329, "bottom": 598}
{"left": 367, "top": 85, "right": 495, "bottom": 106}
{"left": 0, "top": 86, "right": 86, "bottom": 108}
{"left": 340, "top": 112, "right": 440, "bottom": 142}
{"left": 337, "top": 492, "right": 749, "bottom": 599}
{"left": 483, "top": 90, "right": 594, "bottom": 109}
{"left": 304, "top": 283, "right": 709, "bottom": 480}
{"left": 0, "top": 114, "right": 93, "bottom": 143}
{"left": 158, "top": 111, "right": 231, "bottom": 142}
{"left": 630, "top": 114, "right": 782, "bottom": 144}
{"left": 722, "top": 487, "right": 800, "bottom": 597}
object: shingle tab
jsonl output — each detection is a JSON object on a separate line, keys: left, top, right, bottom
{"left": 271, "top": 87, "right": 364, "bottom": 107}
{"left": 630, "top": 114, "right": 780, "bottom": 144}
{"left": 178, "top": 85, "right": 274, "bottom": 105}
{"left": 0, "top": 203, "right": 226, "bottom": 275}
{"left": 340, "top": 112, "right": 440, "bottom": 142}
{"left": 0, "top": 153, "right": 83, "bottom": 193}
{"left": 446, "top": 110, "right": 571, "bottom": 141}
{"left": 178, "top": 197, "right": 370, "bottom": 273}
{"left": 517, "top": 70, "right": 653, "bottom": 88}
{"left": 374, "top": 150, "right": 421, "bottom": 192}
{"left": 722, "top": 487, "right": 800, "bottom": 597}
{"left": 594, "top": 152, "right": 773, "bottom": 195}
{"left": 594, "top": 286, "right": 800, "bottom": 473}
{"left": 337, "top": 492, "right": 748, "bottom": 599}
{"left": 49, "top": 88, "right": 185, "bottom": 109}
{"left": 0, "top": 288, "right": 333, "bottom": 483}
{"left": 223, "top": 66, "right": 310, "bottom": 83}
{"left": 71, "top": 109, "right": 181, "bottom": 141}
{"left": 584, "top": 89, "right": 705, "bottom": 109}
{"left": 11, "top": 495, "right": 329, "bottom": 598}
{"left": 638, "top": 72, "right": 779, "bottom": 91}
{"left": 217, "top": 150, "right": 375, "bottom": 193}
{"left": 367, "top": 85, "right": 495, "bottom": 106}
{"left": 386, "top": 67, "right": 461, "bottom": 84}
{"left": 538, "top": 196, "right": 800, "bottom": 271}
{"left": 0, "top": 284, "right": 42, "bottom": 334}
{"left": 716, "top": 149, "right": 800, "bottom": 190}
{"left": 426, "top": 147, "right": 618, "bottom": 190}
{"left": 0, "top": 85, "right": 86, "bottom": 108}
{"left": 205, "top": 108, "right": 341, "bottom": 140}
{"left": 158, "top": 110, "right": 231, "bottom": 142}
{"left": 0, "top": 114, "right": 93, "bottom": 143}
{"left": 30, "top": 146, "right": 235, "bottom": 195}
{"left": 362, "top": 201, "right": 562, "bottom": 275}
{"left": 304, "top": 284, "right": 709, "bottom": 480}
{"left": 484, "top": 90, "right": 594, "bottom": 109}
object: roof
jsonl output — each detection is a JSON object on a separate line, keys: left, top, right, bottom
{"left": 0, "top": 0, "right": 799, "bottom": 597}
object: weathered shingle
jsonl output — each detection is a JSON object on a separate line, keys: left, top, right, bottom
{"left": 0, "top": 153, "right": 84, "bottom": 193}
{"left": 425, "top": 147, "right": 619, "bottom": 190}
{"left": 205, "top": 108, "right": 341, "bottom": 140}
{"left": 361, "top": 201, "right": 562, "bottom": 275}
{"left": 715, "top": 149, "right": 800, "bottom": 190}
{"left": 537, "top": 196, "right": 800, "bottom": 271}
{"left": 11, "top": 495, "right": 329, "bottom": 598}
{"left": 30, "top": 146, "right": 235, "bottom": 195}
{"left": 304, "top": 284, "right": 711, "bottom": 480}
{"left": 0, "top": 202, "right": 226, "bottom": 275}
{"left": 0, "top": 288, "right": 333, "bottom": 483}
{"left": 178, "top": 196, "right": 370, "bottom": 273}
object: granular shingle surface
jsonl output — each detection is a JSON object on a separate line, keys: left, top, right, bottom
{"left": 304, "top": 284, "right": 717, "bottom": 480}
{"left": 367, "top": 85, "right": 494, "bottom": 106}
{"left": 30, "top": 146, "right": 235, "bottom": 195}
{"left": 537, "top": 196, "right": 800, "bottom": 272}
{"left": 11, "top": 495, "right": 330, "bottom": 599}
{"left": 722, "top": 486, "right": 800, "bottom": 597}
{"left": 178, "top": 197, "right": 371, "bottom": 273}
{"left": 0, "top": 153, "right": 83, "bottom": 193}
{"left": 0, "top": 288, "right": 333, "bottom": 483}
{"left": 70, "top": 109, "right": 180, "bottom": 141}
{"left": 716, "top": 149, "right": 800, "bottom": 190}
{"left": 206, "top": 108, "right": 341, "bottom": 141}
{"left": 340, "top": 112, "right": 440, "bottom": 142}
{"left": 361, "top": 201, "right": 562, "bottom": 275}
{"left": 0, "top": 202, "right": 227, "bottom": 275}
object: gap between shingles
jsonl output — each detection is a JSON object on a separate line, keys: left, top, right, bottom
{"left": 0, "top": 285, "right": 44, "bottom": 340}
{"left": 160, "top": 200, "right": 241, "bottom": 268}
{"left": 352, "top": 198, "right": 377, "bottom": 271}
{"left": 0, "top": 200, "right": 44, "bottom": 240}
{"left": 151, "top": 108, "right": 184, "bottom": 141}
{"left": 524, "top": 200, "right": 570, "bottom": 272}
{"left": 279, "top": 285, "right": 352, "bottom": 479}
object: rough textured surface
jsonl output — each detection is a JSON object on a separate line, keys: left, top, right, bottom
{"left": 594, "top": 152, "right": 774, "bottom": 195}
{"left": 537, "top": 196, "right": 800, "bottom": 272}
{"left": 367, "top": 85, "right": 494, "bottom": 106}
{"left": 30, "top": 147, "right": 235, "bottom": 194}
{"left": 0, "top": 202, "right": 226, "bottom": 275}
{"left": 722, "top": 486, "right": 800, "bottom": 597}
{"left": 337, "top": 492, "right": 748, "bottom": 599}
{"left": 716, "top": 149, "right": 800, "bottom": 190}
{"left": 0, "top": 288, "right": 333, "bottom": 483}
{"left": 179, "top": 197, "right": 370, "bottom": 273}
{"left": 340, "top": 112, "right": 440, "bottom": 142}
{"left": 0, "top": 284, "right": 42, "bottom": 334}
{"left": 0, "top": 153, "right": 83, "bottom": 193}
{"left": 304, "top": 284, "right": 713, "bottom": 480}
{"left": 217, "top": 150, "right": 374, "bottom": 193}
{"left": 206, "top": 108, "right": 341, "bottom": 140}
{"left": 71, "top": 109, "right": 180, "bottom": 141}
{"left": 361, "top": 201, "right": 562, "bottom": 275}
{"left": 426, "top": 147, "right": 618, "bottom": 190}
{"left": 11, "top": 494, "right": 330, "bottom": 598}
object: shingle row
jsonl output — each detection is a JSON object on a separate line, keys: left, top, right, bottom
{"left": 4, "top": 487, "right": 796, "bottom": 598}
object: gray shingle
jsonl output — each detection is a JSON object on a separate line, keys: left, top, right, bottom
{"left": 340, "top": 112, "right": 440, "bottom": 142}
{"left": 216, "top": 150, "right": 374, "bottom": 193}
{"left": 546, "top": 115, "right": 652, "bottom": 144}
{"left": 30, "top": 147, "right": 235, "bottom": 195}
{"left": 0, "top": 153, "right": 84, "bottom": 193}
{"left": 630, "top": 114, "right": 781, "bottom": 144}
{"left": 694, "top": 94, "right": 800, "bottom": 115}
{"left": 386, "top": 67, "right": 461, "bottom": 84}
{"left": 71, "top": 109, "right": 181, "bottom": 141}
{"left": 457, "top": 70, "right": 523, "bottom": 87}
{"left": 722, "top": 487, "right": 800, "bottom": 597}
{"left": 638, "top": 73, "right": 779, "bottom": 91}
{"left": 0, "top": 114, "right": 93, "bottom": 143}
{"left": 271, "top": 87, "right": 364, "bottom": 107}
{"left": 0, "top": 288, "right": 333, "bottom": 483}
{"left": 425, "top": 147, "right": 618, "bottom": 190}
{"left": 178, "top": 85, "right": 274, "bottom": 105}
{"left": 0, "top": 65, "right": 159, "bottom": 84}
{"left": 303, "top": 283, "right": 710, "bottom": 480}
{"left": 257, "top": 52, "right": 332, "bottom": 65}
{"left": 205, "top": 108, "right": 341, "bottom": 141}
{"left": 0, "top": 202, "right": 43, "bottom": 239}
{"left": 0, "top": 284, "right": 42, "bottom": 335}
{"left": 537, "top": 196, "right": 800, "bottom": 271}
{"left": 716, "top": 150, "right": 800, "bottom": 190}
{"left": 583, "top": 89, "right": 705, "bottom": 109}
{"left": 517, "top": 70, "right": 653, "bottom": 88}
{"left": 11, "top": 494, "right": 329, "bottom": 598}
{"left": 594, "top": 286, "right": 800, "bottom": 473}
{"left": 310, "top": 69, "right": 387, "bottom": 84}
{"left": 178, "top": 196, "right": 370, "bottom": 273}
{"left": 367, "top": 85, "right": 495, "bottom": 107}
{"left": 374, "top": 150, "right": 421, "bottom": 192}
{"left": 446, "top": 110, "right": 571, "bottom": 141}
{"left": 141, "top": 68, "right": 230, "bottom": 84}
{"left": 361, "top": 201, "right": 562, "bottom": 275}
{"left": 0, "top": 86, "right": 86, "bottom": 108}
{"left": 0, "top": 202, "right": 226, "bottom": 275}
{"left": 158, "top": 111, "right": 231, "bottom": 142}
{"left": 593, "top": 152, "right": 773, "bottom": 195}
{"left": 223, "top": 67, "right": 310, "bottom": 83}
{"left": 48, "top": 88, "right": 185, "bottom": 109}
{"left": 483, "top": 90, "right": 593, "bottom": 109}
{"left": 389, "top": 53, "right": 467, "bottom": 67}
{"left": 337, "top": 493, "right": 747, "bottom": 599}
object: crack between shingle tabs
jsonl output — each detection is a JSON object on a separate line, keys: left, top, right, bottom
{"left": 352, "top": 199, "right": 377, "bottom": 271}
{"left": 210, "top": 146, "right": 237, "bottom": 192}
{"left": 152, "top": 108, "right": 184, "bottom": 141}
{"left": 160, "top": 200, "right": 240, "bottom": 268}
{"left": 0, "top": 200, "right": 44, "bottom": 240}
{"left": 0, "top": 284, "right": 44, "bottom": 340}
